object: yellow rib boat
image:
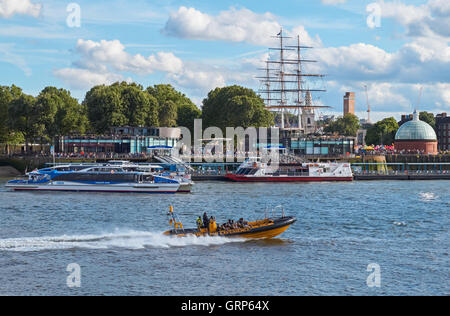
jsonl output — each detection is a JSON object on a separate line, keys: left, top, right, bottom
{"left": 164, "top": 206, "right": 296, "bottom": 239}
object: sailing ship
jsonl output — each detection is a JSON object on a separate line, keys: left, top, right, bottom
{"left": 258, "top": 28, "right": 330, "bottom": 133}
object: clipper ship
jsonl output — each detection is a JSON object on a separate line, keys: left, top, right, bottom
{"left": 224, "top": 29, "right": 353, "bottom": 182}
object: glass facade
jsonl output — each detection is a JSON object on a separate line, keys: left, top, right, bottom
{"left": 58, "top": 136, "right": 178, "bottom": 154}
{"left": 289, "top": 138, "right": 355, "bottom": 156}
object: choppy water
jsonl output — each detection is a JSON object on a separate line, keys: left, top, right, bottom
{"left": 0, "top": 179, "right": 448, "bottom": 296}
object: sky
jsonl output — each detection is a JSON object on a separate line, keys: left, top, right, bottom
{"left": 0, "top": 0, "right": 449, "bottom": 122}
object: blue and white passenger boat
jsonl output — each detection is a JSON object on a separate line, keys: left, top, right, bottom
{"left": 6, "top": 163, "right": 182, "bottom": 194}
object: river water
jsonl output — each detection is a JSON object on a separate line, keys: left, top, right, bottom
{"left": 0, "top": 179, "right": 448, "bottom": 296}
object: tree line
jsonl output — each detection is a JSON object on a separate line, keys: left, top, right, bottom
{"left": 323, "top": 112, "right": 437, "bottom": 146}
{"left": 0, "top": 83, "right": 274, "bottom": 153}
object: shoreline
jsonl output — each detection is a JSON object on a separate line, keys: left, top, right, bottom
{"left": 0, "top": 166, "right": 21, "bottom": 178}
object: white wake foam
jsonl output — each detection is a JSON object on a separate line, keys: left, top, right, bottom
{"left": 0, "top": 230, "right": 245, "bottom": 252}
{"left": 419, "top": 192, "right": 438, "bottom": 202}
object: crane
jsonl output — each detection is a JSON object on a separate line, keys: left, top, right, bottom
{"left": 364, "top": 85, "right": 371, "bottom": 124}
{"left": 416, "top": 87, "right": 423, "bottom": 112}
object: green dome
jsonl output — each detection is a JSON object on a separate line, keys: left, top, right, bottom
{"left": 395, "top": 112, "right": 437, "bottom": 141}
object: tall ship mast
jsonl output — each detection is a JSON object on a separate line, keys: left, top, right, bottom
{"left": 258, "top": 29, "right": 330, "bottom": 134}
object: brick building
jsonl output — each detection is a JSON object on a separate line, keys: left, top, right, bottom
{"left": 395, "top": 111, "right": 438, "bottom": 155}
{"left": 436, "top": 113, "right": 450, "bottom": 151}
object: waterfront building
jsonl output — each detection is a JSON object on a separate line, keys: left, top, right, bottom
{"left": 436, "top": 113, "right": 450, "bottom": 151}
{"left": 56, "top": 127, "right": 181, "bottom": 155}
{"left": 356, "top": 129, "right": 367, "bottom": 147}
{"left": 286, "top": 136, "right": 355, "bottom": 157}
{"left": 394, "top": 111, "right": 438, "bottom": 155}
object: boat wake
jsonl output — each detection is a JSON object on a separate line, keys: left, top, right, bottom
{"left": 419, "top": 192, "right": 439, "bottom": 202}
{"left": 0, "top": 230, "right": 246, "bottom": 252}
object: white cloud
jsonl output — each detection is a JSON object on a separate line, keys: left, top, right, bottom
{"left": 53, "top": 68, "right": 127, "bottom": 90}
{"left": 0, "top": 43, "right": 32, "bottom": 76}
{"left": 378, "top": 0, "right": 450, "bottom": 39}
{"left": 168, "top": 64, "right": 227, "bottom": 94}
{"left": 54, "top": 39, "right": 184, "bottom": 89}
{"left": 321, "top": 0, "right": 347, "bottom": 5}
{"left": 0, "top": 0, "right": 41, "bottom": 18}
{"left": 163, "top": 6, "right": 287, "bottom": 46}
{"left": 73, "top": 39, "right": 183, "bottom": 75}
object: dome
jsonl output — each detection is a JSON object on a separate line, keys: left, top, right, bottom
{"left": 395, "top": 111, "right": 437, "bottom": 141}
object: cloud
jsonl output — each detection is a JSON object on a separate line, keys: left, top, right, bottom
{"left": 0, "top": 43, "right": 32, "bottom": 76}
{"left": 321, "top": 0, "right": 347, "bottom": 5}
{"left": 0, "top": 0, "right": 42, "bottom": 18}
{"left": 163, "top": 6, "right": 286, "bottom": 46}
{"left": 53, "top": 68, "right": 127, "bottom": 90}
{"left": 378, "top": 0, "right": 450, "bottom": 39}
{"left": 54, "top": 39, "right": 184, "bottom": 89}
{"left": 73, "top": 39, "right": 184, "bottom": 75}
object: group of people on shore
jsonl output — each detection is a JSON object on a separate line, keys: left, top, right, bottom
{"left": 196, "top": 212, "right": 249, "bottom": 232}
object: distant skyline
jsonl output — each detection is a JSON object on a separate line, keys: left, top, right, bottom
{"left": 0, "top": 0, "right": 449, "bottom": 122}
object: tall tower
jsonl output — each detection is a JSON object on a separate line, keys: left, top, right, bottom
{"left": 302, "top": 90, "right": 316, "bottom": 135}
{"left": 343, "top": 92, "right": 355, "bottom": 116}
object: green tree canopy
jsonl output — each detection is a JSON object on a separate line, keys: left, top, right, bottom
{"left": 36, "top": 87, "right": 88, "bottom": 139}
{"left": 201, "top": 85, "right": 274, "bottom": 131}
{"left": 84, "top": 82, "right": 159, "bottom": 134}
{"left": 147, "top": 84, "right": 201, "bottom": 131}
{"left": 119, "top": 82, "right": 159, "bottom": 127}
{"left": 365, "top": 117, "right": 399, "bottom": 145}
{"left": 8, "top": 93, "right": 43, "bottom": 151}
{"left": 324, "top": 113, "right": 361, "bottom": 137}
{"left": 419, "top": 111, "right": 436, "bottom": 130}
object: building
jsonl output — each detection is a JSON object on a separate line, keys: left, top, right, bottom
{"left": 356, "top": 129, "right": 367, "bottom": 146}
{"left": 436, "top": 113, "right": 450, "bottom": 151}
{"left": 343, "top": 92, "right": 355, "bottom": 116}
{"left": 56, "top": 127, "right": 181, "bottom": 155}
{"left": 399, "top": 114, "right": 414, "bottom": 126}
{"left": 287, "top": 136, "right": 355, "bottom": 157}
{"left": 394, "top": 111, "right": 438, "bottom": 154}
{"left": 301, "top": 90, "right": 317, "bottom": 135}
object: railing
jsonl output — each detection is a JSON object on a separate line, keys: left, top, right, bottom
{"left": 351, "top": 163, "right": 450, "bottom": 176}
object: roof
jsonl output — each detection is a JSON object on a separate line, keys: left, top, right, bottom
{"left": 395, "top": 111, "right": 437, "bottom": 141}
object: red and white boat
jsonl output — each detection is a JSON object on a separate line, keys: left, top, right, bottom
{"left": 225, "top": 157, "right": 353, "bottom": 182}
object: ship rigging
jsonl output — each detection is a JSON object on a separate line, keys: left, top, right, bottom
{"left": 258, "top": 29, "right": 331, "bottom": 134}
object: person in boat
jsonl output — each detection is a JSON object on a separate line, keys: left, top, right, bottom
{"left": 237, "top": 218, "right": 248, "bottom": 228}
{"left": 196, "top": 217, "right": 203, "bottom": 229}
{"left": 203, "top": 212, "right": 209, "bottom": 229}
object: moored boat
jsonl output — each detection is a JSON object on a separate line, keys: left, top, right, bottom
{"left": 6, "top": 164, "right": 181, "bottom": 194}
{"left": 225, "top": 157, "right": 353, "bottom": 182}
{"left": 164, "top": 206, "right": 296, "bottom": 239}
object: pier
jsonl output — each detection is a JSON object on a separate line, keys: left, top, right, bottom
{"left": 191, "top": 162, "right": 450, "bottom": 181}
{"left": 1, "top": 156, "right": 450, "bottom": 181}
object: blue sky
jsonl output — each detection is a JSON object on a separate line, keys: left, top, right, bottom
{"left": 0, "top": 0, "right": 449, "bottom": 122}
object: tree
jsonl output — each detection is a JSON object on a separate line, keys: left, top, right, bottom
{"left": 419, "top": 111, "right": 436, "bottom": 130}
{"left": 324, "top": 114, "right": 360, "bottom": 137}
{"left": 84, "top": 83, "right": 127, "bottom": 134}
{"left": 202, "top": 85, "right": 274, "bottom": 131}
{"left": 120, "top": 82, "right": 159, "bottom": 127}
{"left": 365, "top": 117, "right": 399, "bottom": 145}
{"left": 85, "top": 82, "right": 161, "bottom": 134}
{"left": 159, "top": 100, "right": 178, "bottom": 127}
{"left": 147, "top": 84, "right": 201, "bottom": 131}
{"left": 8, "top": 93, "right": 42, "bottom": 152}
{"left": 0, "top": 86, "right": 13, "bottom": 144}
{"left": 36, "top": 87, "right": 88, "bottom": 138}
